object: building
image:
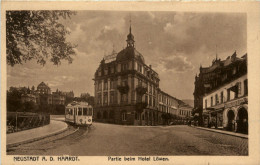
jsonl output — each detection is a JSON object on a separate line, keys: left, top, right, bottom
{"left": 52, "top": 89, "right": 66, "bottom": 105}
{"left": 34, "top": 82, "right": 68, "bottom": 105}
{"left": 94, "top": 25, "right": 161, "bottom": 125}
{"left": 63, "top": 91, "right": 74, "bottom": 98}
{"left": 93, "top": 24, "right": 190, "bottom": 125}
{"left": 194, "top": 52, "right": 248, "bottom": 133}
{"left": 37, "top": 82, "right": 51, "bottom": 95}
{"left": 178, "top": 102, "right": 193, "bottom": 119}
{"left": 157, "top": 89, "right": 179, "bottom": 124}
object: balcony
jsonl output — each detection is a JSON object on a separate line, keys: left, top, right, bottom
{"left": 117, "top": 85, "right": 129, "bottom": 94}
{"left": 136, "top": 86, "right": 148, "bottom": 96}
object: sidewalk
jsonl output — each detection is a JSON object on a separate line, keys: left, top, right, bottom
{"left": 7, "top": 120, "right": 68, "bottom": 147}
{"left": 192, "top": 126, "right": 248, "bottom": 139}
{"left": 50, "top": 115, "right": 65, "bottom": 122}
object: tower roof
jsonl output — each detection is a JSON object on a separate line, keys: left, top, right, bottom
{"left": 126, "top": 22, "right": 135, "bottom": 47}
{"left": 116, "top": 46, "right": 145, "bottom": 63}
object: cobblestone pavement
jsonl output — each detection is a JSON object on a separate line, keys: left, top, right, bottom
{"left": 7, "top": 122, "right": 248, "bottom": 155}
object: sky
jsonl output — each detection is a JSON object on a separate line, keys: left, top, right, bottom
{"left": 7, "top": 11, "right": 247, "bottom": 99}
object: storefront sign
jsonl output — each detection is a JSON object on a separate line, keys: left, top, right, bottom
{"left": 225, "top": 97, "right": 247, "bottom": 108}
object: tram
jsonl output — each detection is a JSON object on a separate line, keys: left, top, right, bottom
{"left": 65, "top": 101, "right": 93, "bottom": 126}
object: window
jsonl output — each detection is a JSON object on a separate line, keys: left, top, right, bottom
{"left": 137, "top": 63, "right": 142, "bottom": 73}
{"left": 232, "top": 67, "right": 237, "bottom": 75}
{"left": 103, "top": 92, "right": 108, "bottom": 104}
{"left": 83, "top": 108, "right": 87, "bottom": 115}
{"left": 98, "top": 81, "right": 102, "bottom": 91}
{"left": 145, "top": 95, "right": 148, "bottom": 104}
{"left": 205, "top": 99, "right": 207, "bottom": 109}
{"left": 78, "top": 108, "right": 82, "bottom": 115}
{"left": 122, "top": 78, "right": 128, "bottom": 87}
{"left": 227, "top": 89, "right": 231, "bottom": 101}
{"left": 244, "top": 79, "right": 248, "bottom": 95}
{"left": 220, "top": 91, "right": 224, "bottom": 103}
{"left": 104, "top": 67, "right": 108, "bottom": 75}
{"left": 98, "top": 93, "right": 102, "bottom": 104}
{"left": 104, "top": 81, "right": 108, "bottom": 90}
{"left": 110, "top": 79, "right": 114, "bottom": 89}
{"left": 122, "top": 112, "right": 126, "bottom": 121}
{"left": 211, "top": 96, "right": 213, "bottom": 107}
{"left": 215, "top": 94, "right": 219, "bottom": 105}
{"left": 122, "top": 63, "right": 128, "bottom": 71}
{"left": 111, "top": 66, "right": 114, "bottom": 73}
{"left": 153, "top": 98, "right": 156, "bottom": 107}
{"left": 149, "top": 85, "right": 152, "bottom": 94}
{"left": 110, "top": 92, "right": 114, "bottom": 103}
{"left": 138, "top": 79, "right": 142, "bottom": 87}
{"left": 149, "top": 96, "right": 152, "bottom": 106}
{"left": 121, "top": 94, "right": 128, "bottom": 103}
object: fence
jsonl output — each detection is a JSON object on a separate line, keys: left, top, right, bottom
{"left": 7, "top": 112, "right": 50, "bottom": 134}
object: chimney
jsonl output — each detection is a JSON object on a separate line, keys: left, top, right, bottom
{"left": 149, "top": 65, "right": 152, "bottom": 69}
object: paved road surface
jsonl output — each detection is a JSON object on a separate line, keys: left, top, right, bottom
{"left": 8, "top": 122, "right": 248, "bottom": 155}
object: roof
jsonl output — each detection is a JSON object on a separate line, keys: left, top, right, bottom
{"left": 200, "top": 52, "right": 247, "bottom": 74}
{"left": 116, "top": 46, "right": 145, "bottom": 63}
{"left": 37, "top": 82, "right": 50, "bottom": 89}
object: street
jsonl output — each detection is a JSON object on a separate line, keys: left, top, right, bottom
{"left": 8, "top": 122, "right": 248, "bottom": 156}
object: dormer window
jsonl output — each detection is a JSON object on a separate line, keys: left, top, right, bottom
{"left": 104, "top": 67, "right": 108, "bottom": 75}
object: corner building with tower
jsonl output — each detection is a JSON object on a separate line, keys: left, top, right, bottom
{"left": 93, "top": 25, "right": 190, "bottom": 125}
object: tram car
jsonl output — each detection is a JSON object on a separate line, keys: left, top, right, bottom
{"left": 65, "top": 101, "right": 93, "bottom": 126}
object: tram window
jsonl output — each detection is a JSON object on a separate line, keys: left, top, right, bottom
{"left": 78, "top": 108, "right": 82, "bottom": 116}
{"left": 83, "top": 108, "right": 87, "bottom": 115}
{"left": 88, "top": 108, "right": 93, "bottom": 116}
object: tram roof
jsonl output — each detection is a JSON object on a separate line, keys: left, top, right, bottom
{"left": 66, "top": 101, "right": 92, "bottom": 108}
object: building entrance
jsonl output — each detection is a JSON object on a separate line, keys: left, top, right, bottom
{"left": 237, "top": 107, "right": 248, "bottom": 134}
{"left": 227, "top": 110, "right": 235, "bottom": 131}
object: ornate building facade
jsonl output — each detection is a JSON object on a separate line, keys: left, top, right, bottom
{"left": 194, "top": 52, "right": 248, "bottom": 133}
{"left": 93, "top": 25, "right": 191, "bottom": 125}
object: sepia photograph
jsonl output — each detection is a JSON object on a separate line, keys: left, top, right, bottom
{"left": 1, "top": 2, "right": 260, "bottom": 165}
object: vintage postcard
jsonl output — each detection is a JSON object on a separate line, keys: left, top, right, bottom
{"left": 1, "top": 1, "right": 260, "bottom": 165}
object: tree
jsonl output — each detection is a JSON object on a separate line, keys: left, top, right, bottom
{"left": 7, "top": 88, "right": 23, "bottom": 112}
{"left": 6, "top": 10, "right": 77, "bottom": 66}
